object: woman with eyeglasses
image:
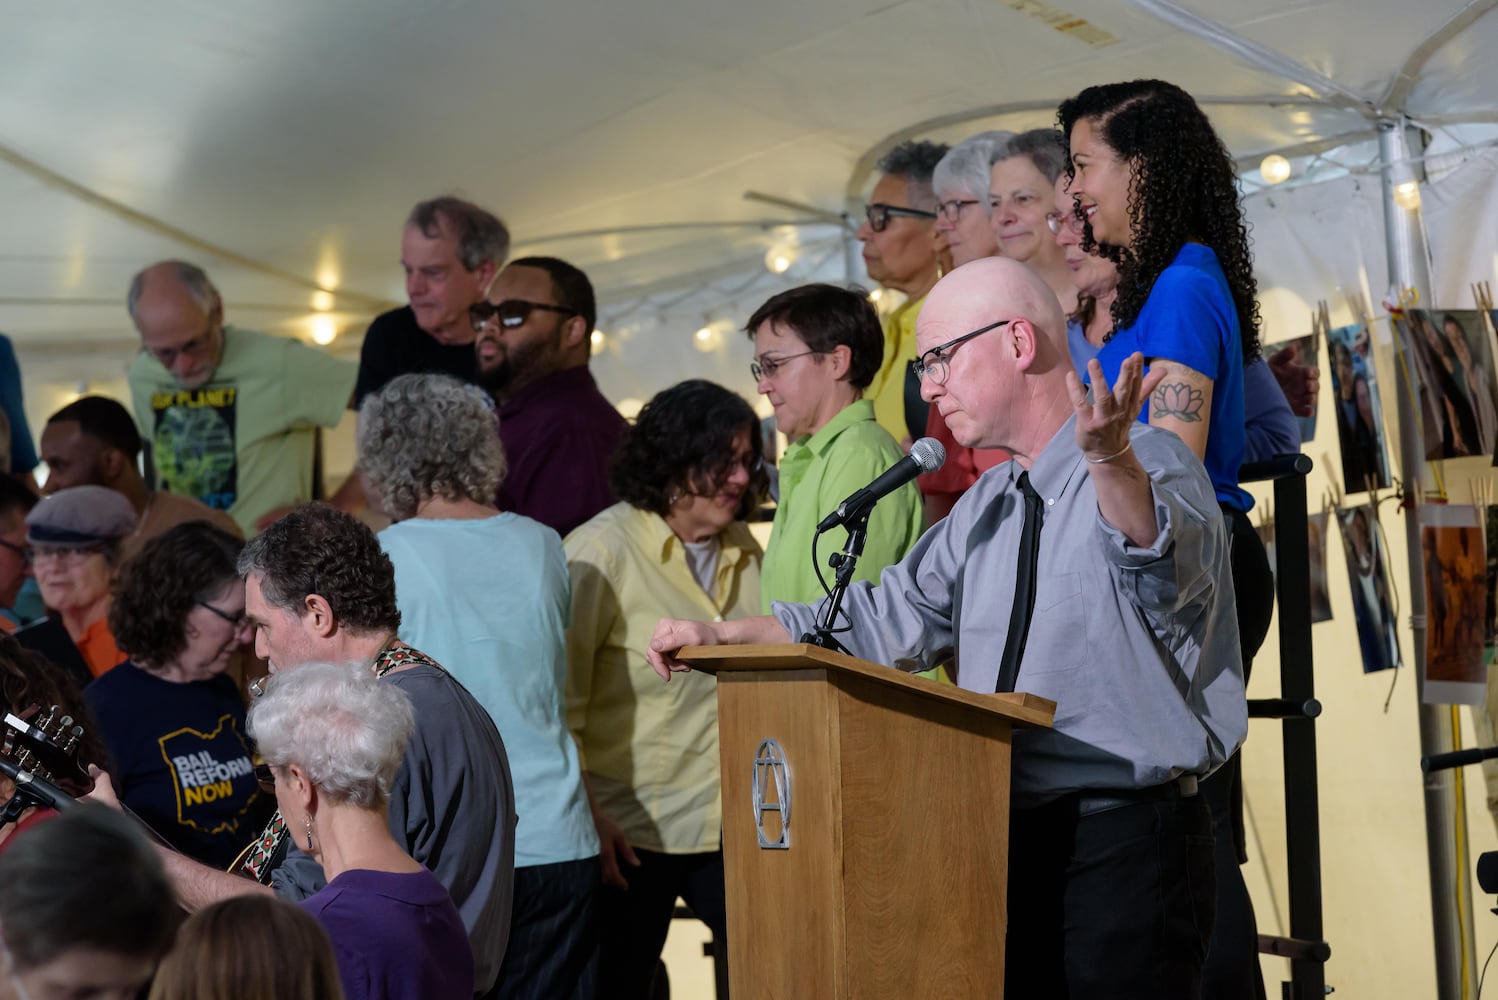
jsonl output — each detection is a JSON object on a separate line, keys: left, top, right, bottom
{"left": 358, "top": 372, "right": 601, "bottom": 999}
{"left": 747, "top": 284, "right": 923, "bottom": 612}
{"left": 932, "top": 131, "right": 1011, "bottom": 268}
{"left": 987, "top": 129, "right": 1078, "bottom": 315}
{"left": 565, "top": 379, "right": 766, "bottom": 999}
{"left": 84, "top": 520, "right": 273, "bottom": 868}
{"left": 248, "top": 662, "right": 472, "bottom": 1000}
{"left": 24, "top": 485, "right": 136, "bottom": 679}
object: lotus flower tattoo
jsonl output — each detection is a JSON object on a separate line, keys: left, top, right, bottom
{"left": 1150, "top": 382, "right": 1205, "bottom": 423}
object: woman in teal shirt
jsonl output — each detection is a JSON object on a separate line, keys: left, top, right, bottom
{"left": 747, "top": 283, "right": 925, "bottom": 614}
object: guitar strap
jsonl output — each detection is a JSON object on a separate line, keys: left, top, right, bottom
{"left": 233, "top": 640, "right": 441, "bottom": 881}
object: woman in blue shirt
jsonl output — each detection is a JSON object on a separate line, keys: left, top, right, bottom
{"left": 1059, "top": 79, "right": 1271, "bottom": 1000}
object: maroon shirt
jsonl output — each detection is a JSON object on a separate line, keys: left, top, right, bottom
{"left": 496, "top": 366, "right": 627, "bottom": 538}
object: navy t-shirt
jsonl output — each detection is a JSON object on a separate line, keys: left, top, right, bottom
{"left": 85, "top": 662, "right": 272, "bottom": 868}
{"left": 1091, "top": 243, "right": 1252, "bottom": 512}
{"left": 354, "top": 307, "right": 479, "bottom": 407}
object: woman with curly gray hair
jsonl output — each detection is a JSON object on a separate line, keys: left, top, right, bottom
{"left": 356, "top": 372, "right": 600, "bottom": 999}
{"left": 249, "top": 661, "right": 472, "bottom": 1000}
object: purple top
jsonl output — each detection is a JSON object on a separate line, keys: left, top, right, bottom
{"left": 495, "top": 365, "right": 626, "bottom": 538}
{"left": 301, "top": 867, "right": 474, "bottom": 1000}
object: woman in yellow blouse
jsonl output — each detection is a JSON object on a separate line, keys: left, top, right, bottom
{"left": 564, "top": 379, "right": 767, "bottom": 999}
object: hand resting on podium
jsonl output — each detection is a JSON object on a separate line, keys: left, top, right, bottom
{"left": 646, "top": 615, "right": 790, "bottom": 680}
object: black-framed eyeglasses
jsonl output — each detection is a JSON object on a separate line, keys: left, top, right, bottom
{"left": 864, "top": 203, "right": 937, "bottom": 233}
{"left": 253, "top": 762, "right": 275, "bottom": 790}
{"left": 469, "top": 299, "right": 579, "bottom": 333}
{"left": 1046, "top": 211, "right": 1086, "bottom": 236}
{"left": 195, "top": 599, "right": 249, "bottom": 630}
{"left": 750, "top": 350, "right": 823, "bottom": 381}
{"left": 0, "top": 539, "right": 30, "bottom": 565}
{"left": 910, "top": 319, "right": 1014, "bottom": 386}
{"left": 937, "top": 199, "right": 982, "bottom": 223}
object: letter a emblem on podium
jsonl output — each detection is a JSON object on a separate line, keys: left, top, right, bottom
{"left": 752, "top": 738, "right": 792, "bottom": 849}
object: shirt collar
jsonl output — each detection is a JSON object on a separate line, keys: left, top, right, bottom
{"left": 639, "top": 504, "right": 757, "bottom": 568}
{"left": 786, "top": 398, "right": 875, "bottom": 459}
{"left": 1015, "top": 415, "right": 1089, "bottom": 503}
{"left": 497, "top": 365, "right": 599, "bottom": 416}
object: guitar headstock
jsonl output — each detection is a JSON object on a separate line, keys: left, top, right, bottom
{"left": 2, "top": 705, "right": 93, "bottom": 797}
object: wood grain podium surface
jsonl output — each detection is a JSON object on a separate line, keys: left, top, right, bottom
{"left": 680, "top": 643, "right": 1054, "bottom": 998}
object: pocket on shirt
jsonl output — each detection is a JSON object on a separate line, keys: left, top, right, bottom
{"left": 1021, "top": 572, "right": 1087, "bottom": 675}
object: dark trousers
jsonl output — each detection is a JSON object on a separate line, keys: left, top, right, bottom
{"left": 597, "top": 848, "right": 729, "bottom": 1000}
{"left": 1005, "top": 792, "right": 1216, "bottom": 1000}
{"left": 487, "top": 857, "right": 600, "bottom": 1000}
{"left": 1201, "top": 508, "right": 1273, "bottom": 1000}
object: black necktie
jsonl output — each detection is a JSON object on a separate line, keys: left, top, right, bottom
{"left": 995, "top": 472, "right": 1044, "bottom": 693}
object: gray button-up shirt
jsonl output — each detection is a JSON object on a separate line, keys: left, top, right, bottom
{"left": 773, "top": 417, "right": 1247, "bottom": 807}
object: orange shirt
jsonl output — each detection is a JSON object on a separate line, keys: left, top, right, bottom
{"left": 77, "top": 616, "right": 127, "bottom": 678}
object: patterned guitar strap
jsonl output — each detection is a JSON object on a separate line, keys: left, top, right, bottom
{"left": 233, "top": 640, "right": 442, "bottom": 882}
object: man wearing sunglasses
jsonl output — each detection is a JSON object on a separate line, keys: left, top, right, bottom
{"left": 854, "top": 139, "right": 949, "bottom": 447}
{"left": 126, "top": 261, "right": 356, "bottom": 538}
{"left": 471, "top": 257, "right": 626, "bottom": 538}
{"left": 648, "top": 257, "right": 1245, "bottom": 999}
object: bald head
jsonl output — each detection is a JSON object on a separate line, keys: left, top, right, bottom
{"left": 916, "top": 257, "right": 1076, "bottom": 457}
{"left": 128, "top": 260, "right": 226, "bottom": 388}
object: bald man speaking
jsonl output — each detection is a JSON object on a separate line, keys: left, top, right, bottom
{"left": 648, "top": 257, "right": 1246, "bottom": 998}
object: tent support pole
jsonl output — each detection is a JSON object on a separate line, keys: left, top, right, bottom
{"left": 1378, "top": 115, "right": 1477, "bottom": 1000}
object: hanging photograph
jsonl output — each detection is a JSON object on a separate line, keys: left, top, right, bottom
{"left": 1265, "top": 333, "right": 1319, "bottom": 444}
{"left": 1327, "top": 323, "right": 1391, "bottom": 493}
{"left": 1308, "top": 510, "right": 1334, "bottom": 624}
{"left": 1487, "top": 505, "right": 1498, "bottom": 664}
{"left": 1336, "top": 502, "right": 1399, "bottom": 673}
{"left": 1400, "top": 309, "right": 1498, "bottom": 461}
{"left": 1420, "top": 504, "right": 1488, "bottom": 704}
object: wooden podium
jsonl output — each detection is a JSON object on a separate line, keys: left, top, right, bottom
{"left": 680, "top": 643, "right": 1055, "bottom": 999}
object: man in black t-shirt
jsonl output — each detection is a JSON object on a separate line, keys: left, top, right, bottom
{"left": 323, "top": 197, "right": 510, "bottom": 519}
{"left": 354, "top": 196, "right": 510, "bottom": 406}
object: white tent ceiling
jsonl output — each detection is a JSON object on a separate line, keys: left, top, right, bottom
{"left": 2, "top": 0, "right": 1496, "bottom": 370}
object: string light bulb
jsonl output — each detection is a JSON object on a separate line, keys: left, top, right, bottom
{"left": 1259, "top": 154, "right": 1291, "bottom": 185}
{"left": 1393, "top": 180, "right": 1422, "bottom": 210}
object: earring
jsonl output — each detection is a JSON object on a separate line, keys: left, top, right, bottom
{"left": 666, "top": 492, "right": 683, "bottom": 507}
{"left": 304, "top": 815, "right": 315, "bottom": 852}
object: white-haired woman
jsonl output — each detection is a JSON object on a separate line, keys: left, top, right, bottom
{"left": 249, "top": 661, "right": 472, "bottom": 1000}
{"left": 987, "top": 129, "right": 1077, "bottom": 314}
{"left": 357, "top": 372, "right": 600, "bottom": 999}
{"left": 922, "top": 130, "right": 1017, "bottom": 521}
{"left": 931, "top": 130, "right": 1012, "bottom": 268}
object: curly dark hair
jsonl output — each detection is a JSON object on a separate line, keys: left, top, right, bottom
{"left": 744, "top": 283, "right": 884, "bottom": 390}
{"left": 110, "top": 521, "right": 244, "bottom": 668}
{"left": 610, "top": 380, "right": 769, "bottom": 520}
{"left": 1058, "top": 79, "right": 1261, "bottom": 362}
{"left": 0, "top": 631, "right": 105, "bottom": 781}
{"left": 237, "top": 504, "right": 400, "bottom": 636}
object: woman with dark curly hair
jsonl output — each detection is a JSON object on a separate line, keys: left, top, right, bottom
{"left": 84, "top": 520, "right": 273, "bottom": 868}
{"left": 564, "top": 379, "right": 765, "bottom": 999}
{"left": 1060, "top": 79, "right": 1271, "bottom": 1000}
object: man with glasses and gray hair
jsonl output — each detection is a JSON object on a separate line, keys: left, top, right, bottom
{"left": 854, "top": 139, "right": 950, "bottom": 446}
{"left": 470, "top": 256, "right": 626, "bottom": 538}
{"left": 126, "top": 261, "right": 356, "bottom": 537}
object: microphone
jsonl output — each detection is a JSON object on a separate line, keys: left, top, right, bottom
{"left": 817, "top": 437, "right": 946, "bottom": 532}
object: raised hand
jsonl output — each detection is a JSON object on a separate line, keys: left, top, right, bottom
{"left": 1066, "top": 352, "right": 1164, "bottom": 462}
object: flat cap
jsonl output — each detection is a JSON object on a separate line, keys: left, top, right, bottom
{"left": 25, "top": 486, "right": 137, "bottom": 547}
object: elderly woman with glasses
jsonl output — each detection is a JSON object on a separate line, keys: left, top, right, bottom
{"left": 922, "top": 131, "right": 1019, "bottom": 522}
{"left": 84, "top": 521, "right": 272, "bottom": 868}
{"left": 565, "top": 379, "right": 766, "bottom": 999}
{"left": 249, "top": 661, "right": 472, "bottom": 1000}
{"left": 359, "top": 372, "right": 601, "bottom": 999}
{"left": 747, "top": 284, "right": 923, "bottom": 611}
{"left": 24, "top": 485, "right": 136, "bottom": 678}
